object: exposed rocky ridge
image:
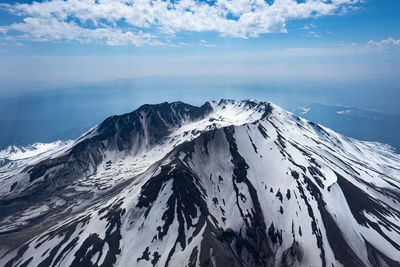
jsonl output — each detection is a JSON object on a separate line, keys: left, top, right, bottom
{"left": 1, "top": 101, "right": 214, "bottom": 201}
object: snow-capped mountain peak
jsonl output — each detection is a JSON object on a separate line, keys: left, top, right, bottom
{"left": 0, "top": 100, "right": 399, "bottom": 267}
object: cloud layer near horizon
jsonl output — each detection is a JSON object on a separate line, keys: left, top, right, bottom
{"left": 0, "top": 0, "right": 360, "bottom": 46}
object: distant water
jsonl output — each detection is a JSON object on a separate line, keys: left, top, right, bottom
{"left": 291, "top": 104, "right": 400, "bottom": 153}
{"left": 0, "top": 76, "right": 399, "bottom": 152}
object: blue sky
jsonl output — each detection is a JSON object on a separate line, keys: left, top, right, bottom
{"left": 0, "top": 0, "right": 399, "bottom": 87}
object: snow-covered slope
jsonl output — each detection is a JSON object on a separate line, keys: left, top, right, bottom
{"left": 0, "top": 141, "right": 69, "bottom": 161}
{"left": 0, "top": 100, "right": 399, "bottom": 267}
{"left": 0, "top": 140, "right": 71, "bottom": 193}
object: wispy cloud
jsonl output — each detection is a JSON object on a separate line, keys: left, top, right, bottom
{"left": 200, "top": 40, "right": 218, "bottom": 47}
{"left": 301, "top": 23, "right": 321, "bottom": 38}
{"left": 0, "top": 0, "right": 360, "bottom": 46}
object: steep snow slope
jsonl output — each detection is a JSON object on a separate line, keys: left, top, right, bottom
{"left": 0, "top": 100, "right": 399, "bottom": 267}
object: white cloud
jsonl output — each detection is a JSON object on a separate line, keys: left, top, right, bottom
{"left": 367, "top": 37, "right": 400, "bottom": 49}
{"left": 0, "top": 0, "right": 360, "bottom": 46}
{"left": 332, "top": 38, "right": 400, "bottom": 52}
{"left": 0, "top": 17, "right": 161, "bottom": 46}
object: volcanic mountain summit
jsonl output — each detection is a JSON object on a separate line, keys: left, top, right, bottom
{"left": 0, "top": 99, "right": 399, "bottom": 267}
